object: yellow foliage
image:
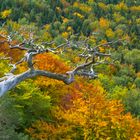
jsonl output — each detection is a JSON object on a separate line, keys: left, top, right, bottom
{"left": 1, "top": 9, "right": 12, "bottom": 19}
{"left": 58, "top": 97, "right": 140, "bottom": 139}
{"left": 56, "top": 7, "right": 61, "bottom": 12}
{"left": 100, "top": 39, "right": 107, "bottom": 44}
{"left": 99, "top": 47, "right": 105, "bottom": 53}
{"left": 98, "top": 40, "right": 107, "bottom": 53}
{"left": 73, "top": 12, "right": 84, "bottom": 19}
{"left": 44, "top": 24, "right": 50, "bottom": 31}
{"left": 136, "top": 18, "right": 140, "bottom": 24}
{"left": 73, "top": 2, "right": 91, "bottom": 13}
{"left": 73, "top": 56, "right": 81, "bottom": 63}
{"left": 136, "top": 72, "right": 140, "bottom": 78}
{"left": 98, "top": 2, "right": 107, "bottom": 11}
{"left": 122, "top": 34, "right": 130, "bottom": 43}
{"left": 26, "top": 120, "right": 57, "bottom": 139}
{"left": 105, "top": 57, "right": 111, "bottom": 62}
{"left": 106, "top": 28, "right": 115, "bottom": 38}
{"left": 113, "top": 13, "right": 125, "bottom": 23}
{"left": 115, "top": 2, "right": 128, "bottom": 11}
{"left": 62, "top": 17, "right": 69, "bottom": 23}
{"left": 130, "top": 6, "right": 140, "bottom": 12}
{"left": 27, "top": 120, "right": 78, "bottom": 139}
{"left": 41, "top": 32, "right": 52, "bottom": 41}
{"left": 115, "top": 28, "right": 123, "bottom": 37}
{"left": 26, "top": 80, "right": 140, "bottom": 139}
{"left": 17, "top": 62, "right": 28, "bottom": 73}
{"left": 61, "top": 32, "right": 69, "bottom": 38}
{"left": 6, "top": 20, "right": 20, "bottom": 30}
{"left": 34, "top": 52, "right": 70, "bottom": 100}
{"left": 67, "top": 26, "right": 72, "bottom": 31}
{"left": 99, "top": 17, "right": 110, "bottom": 29}
{"left": 88, "top": 0, "right": 94, "bottom": 4}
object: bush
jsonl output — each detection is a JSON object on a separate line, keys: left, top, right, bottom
{"left": 134, "top": 77, "right": 140, "bottom": 88}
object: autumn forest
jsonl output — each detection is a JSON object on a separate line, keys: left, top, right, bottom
{"left": 0, "top": 0, "right": 140, "bottom": 139}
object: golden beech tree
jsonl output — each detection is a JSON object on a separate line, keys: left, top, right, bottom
{"left": 26, "top": 80, "right": 140, "bottom": 140}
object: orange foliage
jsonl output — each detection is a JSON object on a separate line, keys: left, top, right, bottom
{"left": 34, "top": 52, "right": 71, "bottom": 102}
{"left": 27, "top": 80, "right": 140, "bottom": 139}
{"left": 26, "top": 120, "right": 57, "bottom": 139}
{"left": 34, "top": 52, "right": 70, "bottom": 73}
{"left": 0, "top": 36, "right": 24, "bottom": 62}
{"left": 26, "top": 120, "right": 78, "bottom": 140}
{"left": 136, "top": 72, "right": 140, "bottom": 78}
{"left": 109, "top": 64, "right": 117, "bottom": 74}
{"left": 99, "top": 17, "right": 110, "bottom": 29}
{"left": 0, "top": 39, "right": 23, "bottom": 62}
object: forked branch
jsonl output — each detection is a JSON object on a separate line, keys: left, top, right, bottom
{"left": 0, "top": 32, "right": 123, "bottom": 96}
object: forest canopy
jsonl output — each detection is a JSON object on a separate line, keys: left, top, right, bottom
{"left": 0, "top": 0, "right": 140, "bottom": 139}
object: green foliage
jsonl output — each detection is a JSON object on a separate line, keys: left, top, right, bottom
{"left": 0, "top": 0, "right": 139, "bottom": 49}
{"left": 98, "top": 74, "right": 115, "bottom": 92}
{"left": 0, "top": 79, "right": 51, "bottom": 138}
{"left": 134, "top": 77, "right": 140, "bottom": 88}
{"left": 0, "top": 53, "right": 11, "bottom": 77}
{"left": 9, "top": 80, "right": 51, "bottom": 126}
{"left": 108, "top": 86, "right": 128, "bottom": 100}
{"left": 113, "top": 75, "right": 133, "bottom": 87}
{"left": 124, "top": 49, "right": 140, "bottom": 71}
{"left": 123, "top": 89, "right": 140, "bottom": 117}
{"left": 0, "top": 0, "right": 140, "bottom": 139}
{"left": 54, "top": 35, "right": 65, "bottom": 45}
{"left": 0, "top": 95, "right": 29, "bottom": 140}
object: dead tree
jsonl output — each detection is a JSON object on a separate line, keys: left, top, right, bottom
{"left": 0, "top": 31, "right": 122, "bottom": 97}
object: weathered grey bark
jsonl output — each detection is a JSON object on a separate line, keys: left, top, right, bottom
{"left": 0, "top": 32, "right": 123, "bottom": 97}
{"left": 0, "top": 70, "right": 74, "bottom": 97}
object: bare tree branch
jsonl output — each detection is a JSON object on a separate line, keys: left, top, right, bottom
{"left": 0, "top": 69, "right": 74, "bottom": 97}
{"left": 0, "top": 31, "right": 123, "bottom": 96}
